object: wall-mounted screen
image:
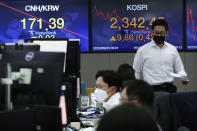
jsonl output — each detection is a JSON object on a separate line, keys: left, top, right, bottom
{"left": 186, "top": 0, "right": 197, "bottom": 51}
{"left": 91, "top": 0, "right": 183, "bottom": 52}
{"left": 0, "top": 0, "right": 89, "bottom": 52}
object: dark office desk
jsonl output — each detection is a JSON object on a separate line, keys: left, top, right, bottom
{"left": 172, "top": 92, "right": 197, "bottom": 131}
{"left": 0, "top": 109, "right": 35, "bottom": 131}
{"left": 154, "top": 91, "right": 197, "bottom": 131}
{"left": 0, "top": 105, "right": 62, "bottom": 131}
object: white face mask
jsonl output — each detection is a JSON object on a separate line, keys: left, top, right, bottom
{"left": 94, "top": 88, "right": 108, "bottom": 102}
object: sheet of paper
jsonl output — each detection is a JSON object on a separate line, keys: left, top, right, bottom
{"left": 169, "top": 72, "right": 188, "bottom": 81}
{"left": 34, "top": 40, "right": 67, "bottom": 53}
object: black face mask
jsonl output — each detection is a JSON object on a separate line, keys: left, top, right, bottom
{"left": 153, "top": 36, "right": 165, "bottom": 44}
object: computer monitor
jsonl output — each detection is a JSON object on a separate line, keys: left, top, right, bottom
{"left": 25, "top": 38, "right": 80, "bottom": 78}
{"left": 24, "top": 38, "right": 81, "bottom": 124}
{"left": 64, "top": 39, "right": 81, "bottom": 123}
{"left": 25, "top": 38, "right": 68, "bottom": 72}
{"left": 0, "top": 50, "right": 65, "bottom": 108}
{"left": 65, "top": 39, "right": 81, "bottom": 98}
{"left": 4, "top": 43, "right": 40, "bottom": 51}
{"left": 65, "top": 39, "right": 80, "bottom": 78}
{"left": 25, "top": 38, "right": 81, "bottom": 124}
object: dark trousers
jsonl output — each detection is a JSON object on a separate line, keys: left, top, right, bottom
{"left": 152, "top": 82, "right": 177, "bottom": 93}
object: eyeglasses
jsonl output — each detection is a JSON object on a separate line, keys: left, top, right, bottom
{"left": 152, "top": 31, "right": 166, "bottom": 36}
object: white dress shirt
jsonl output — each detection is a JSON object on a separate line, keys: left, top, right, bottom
{"left": 103, "top": 92, "right": 121, "bottom": 111}
{"left": 91, "top": 92, "right": 121, "bottom": 111}
{"left": 133, "top": 40, "right": 187, "bottom": 85}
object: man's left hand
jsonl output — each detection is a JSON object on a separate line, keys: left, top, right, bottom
{"left": 182, "top": 79, "right": 189, "bottom": 85}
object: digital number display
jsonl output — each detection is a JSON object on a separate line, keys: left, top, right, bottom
{"left": 0, "top": 0, "right": 89, "bottom": 52}
{"left": 91, "top": 0, "right": 183, "bottom": 52}
{"left": 109, "top": 17, "right": 164, "bottom": 42}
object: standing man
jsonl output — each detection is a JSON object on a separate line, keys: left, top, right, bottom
{"left": 133, "top": 19, "right": 189, "bottom": 93}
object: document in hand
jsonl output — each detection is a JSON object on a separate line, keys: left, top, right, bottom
{"left": 169, "top": 72, "right": 188, "bottom": 81}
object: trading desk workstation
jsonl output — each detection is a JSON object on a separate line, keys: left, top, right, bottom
{"left": 0, "top": 39, "right": 82, "bottom": 131}
{"left": 0, "top": 39, "right": 197, "bottom": 131}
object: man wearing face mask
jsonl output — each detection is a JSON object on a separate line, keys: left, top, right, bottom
{"left": 133, "top": 19, "right": 189, "bottom": 93}
{"left": 92, "top": 70, "right": 122, "bottom": 111}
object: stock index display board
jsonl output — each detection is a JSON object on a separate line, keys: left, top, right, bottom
{"left": 91, "top": 0, "right": 183, "bottom": 52}
{"left": 187, "top": 0, "right": 197, "bottom": 51}
{"left": 0, "top": 0, "right": 89, "bottom": 52}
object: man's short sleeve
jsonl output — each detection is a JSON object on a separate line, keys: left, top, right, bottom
{"left": 133, "top": 48, "right": 144, "bottom": 73}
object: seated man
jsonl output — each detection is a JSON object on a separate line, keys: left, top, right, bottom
{"left": 96, "top": 103, "right": 159, "bottom": 131}
{"left": 117, "top": 63, "right": 135, "bottom": 83}
{"left": 121, "top": 79, "right": 154, "bottom": 111}
{"left": 79, "top": 70, "right": 121, "bottom": 131}
{"left": 92, "top": 70, "right": 122, "bottom": 111}
{"left": 121, "top": 79, "right": 165, "bottom": 131}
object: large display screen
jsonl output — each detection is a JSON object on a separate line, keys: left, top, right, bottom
{"left": 91, "top": 0, "right": 183, "bottom": 52}
{"left": 186, "top": 0, "right": 197, "bottom": 51}
{"left": 0, "top": 0, "right": 89, "bottom": 52}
